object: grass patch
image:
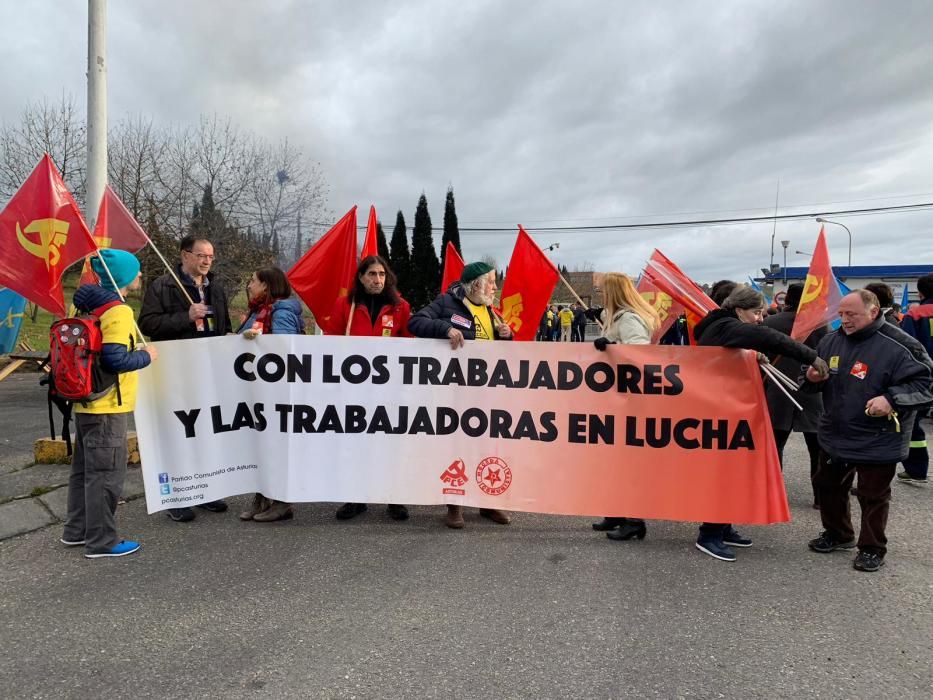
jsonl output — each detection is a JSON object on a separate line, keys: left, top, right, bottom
{"left": 12, "top": 269, "right": 320, "bottom": 352}
{"left": 29, "top": 485, "right": 56, "bottom": 498}
{"left": 17, "top": 271, "right": 144, "bottom": 352}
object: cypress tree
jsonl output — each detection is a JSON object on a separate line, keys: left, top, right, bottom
{"left": 440, "top": 185, "right": 462, "bottom": 272}
{"left": 376, "top": 221, "right": 390, "bottom": 261}
{"left": 389, "top": 210, "right": 411, "bottom": 299}
{"left": 409, "top": 193, "right": 440, "bottom": 309}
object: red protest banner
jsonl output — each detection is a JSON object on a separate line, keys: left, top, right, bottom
{"left": 136, "top": 337, "right": 789, "bottom": 525}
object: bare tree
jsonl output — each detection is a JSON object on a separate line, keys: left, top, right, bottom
{"left": 0, "top": 94, "right": 87, "bottom": 205}
{"left": 1, "top": 100, "right": 330, "bottom": 291}
{"left": 243, "top": 138, "right": 329, "bottom": 266}
{"left": 108, "top": 115, "right": 169, "bottom": 219}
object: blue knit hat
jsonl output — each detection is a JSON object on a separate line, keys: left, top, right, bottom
{"left": 91, "top": 249, "right": 141, "bottom": 291}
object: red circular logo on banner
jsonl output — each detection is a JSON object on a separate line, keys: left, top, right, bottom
{"left": 476, "top": 457, "right": 512, "bottom": 496}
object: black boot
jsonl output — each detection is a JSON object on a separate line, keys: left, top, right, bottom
{"left": 592, "top": 517, "right": 624, "bottom": 531}
{"left": 606, "top": 519, "right": 647, "bottom": 541}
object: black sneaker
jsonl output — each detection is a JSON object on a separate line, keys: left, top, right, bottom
{"left": 167, "top": 507, "right": 195, "bottom": 522}
{"left": 197, "top": 500, "right": 228, "bottom": 513}
{"left": 722, "top": 526, "right": 753, "bottom": 548}
{"left": 896, "top": 470, "right": 928, "bottom": 484}
{"left": 335, "top": 502, "right": 367, "bottom": 520}
{"left": 695, "top": 538, "right": 736, "bottom": 562}
{"left": 853, "top": 551, "right": 885, "bottom": 572}
{"left": 808, "top": 532, "right": 856, "bottom": 553}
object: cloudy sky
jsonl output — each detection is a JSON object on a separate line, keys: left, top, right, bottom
{"left": 3, "top": 0, "right": 933, "bottom": 283}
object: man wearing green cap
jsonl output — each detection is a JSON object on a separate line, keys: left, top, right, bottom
{"left": 408, "top": 261, "right": 513, "bottom": 528}
{"left": 62, "top": 249, "right": 158, "bottom": 558}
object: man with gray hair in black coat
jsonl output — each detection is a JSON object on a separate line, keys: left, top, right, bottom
{"left": 804, "top": 290, "right": 933, "bottom": 572}
{"left": 408, "top": 261, "right": 513, "bottom": 529}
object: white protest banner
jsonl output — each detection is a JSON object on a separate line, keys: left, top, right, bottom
{"left": 135, "top": 334, "right": 789, "bottom": 523}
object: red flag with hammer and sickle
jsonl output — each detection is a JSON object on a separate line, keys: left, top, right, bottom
{"left": 0, "top": 154, "right": 97, "bottom": 315}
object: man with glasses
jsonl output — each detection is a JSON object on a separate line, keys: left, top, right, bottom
{"left": 139, "top": 235, "right": 233, "bottom": 522}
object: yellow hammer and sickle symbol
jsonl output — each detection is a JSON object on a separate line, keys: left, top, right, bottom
{"left": 16, "top": 218, "right": 70, "bottom": 269}
{"left": 500, "top": 292, "right": 524, "bottom": 332}
{"left": 641, "top": 291, "right": 673, "bottom": 321}
{"left": 800, "top": 274, "right": 824, "bottom": 306}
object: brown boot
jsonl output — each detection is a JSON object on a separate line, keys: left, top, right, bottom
{"left": 239, "top": 494, "right": 270, "bottom": 521}
{"left": 445, "top": 505, "right": 465, "bottom": 529}
{"left": 252, "top": 500, "right": 294, "bottom": 522}
{"left": 479, "top": 508, "right": 511, "bottom": 525}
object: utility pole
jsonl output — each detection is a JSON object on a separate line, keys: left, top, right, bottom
{"left": 86, "top": 0, "right": 108, "bottom": 230}
{"left": 768, "top": 180, "right": 780, "bottom": 273}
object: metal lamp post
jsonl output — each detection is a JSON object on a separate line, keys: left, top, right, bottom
{"left": 815, "top": 217, "right": 852, "bottom": 266}
{"left": 781, "top": 240, "right": 789, "bottom": 284}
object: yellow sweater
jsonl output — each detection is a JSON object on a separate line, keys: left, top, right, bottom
{"left": 74, "top": 304, "right": 141, "bottom": 414}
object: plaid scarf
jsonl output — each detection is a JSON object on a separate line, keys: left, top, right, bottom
{"left": 247, "top": 296, "right": 274, "bottom": 334}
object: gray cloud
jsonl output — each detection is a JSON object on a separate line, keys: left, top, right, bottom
{"left": 3, "top": 0, "right": 933, "bottom": 283}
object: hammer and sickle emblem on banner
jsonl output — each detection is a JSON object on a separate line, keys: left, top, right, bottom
{"left": 500, "top": 292, "right": 524, "bottom": 332}
{"left": 800, "top": 274, "right": 824, "bottom": 305}
{"left": 642, "top": 291, "right": 673, "bottom": 321}
{"left": 15, "top": 218, "right": 70, "bottom": 269}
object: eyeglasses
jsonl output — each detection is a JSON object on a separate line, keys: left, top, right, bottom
{"left": 185, "top": 251, "right": 215, "bottom": 261}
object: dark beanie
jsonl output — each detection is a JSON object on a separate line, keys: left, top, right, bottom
{"left": 90, "top": 249, "right": 140, "bottom": 291}
{"left": 461, "top": 261, "right": 494, "bottom": 284}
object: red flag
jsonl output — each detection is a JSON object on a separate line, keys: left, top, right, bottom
{"left": 636, "top": 276, "right": 685, "bottom": 343}
{"left": 790, "top": 226, "right": 844, "bottom": 341}
{"left": 288, "top": 206, "right": 358, "bottom": 333}
{"left": 0, "top": 154, "right": 97, "bottom": 315}
{"left": 498, "top": 226, "right": 560, "bottom": 341}
{"left": 440, "top": 241, "right": 464, "bottom": 293}
{"left": 79, "top": 185, "right": 151, "bottom": 285}
{"left": 361, "top": 205, "right": 378, "bottom": 259}
{"left": 642, "top": 249, "right": 717, "bottom": 320}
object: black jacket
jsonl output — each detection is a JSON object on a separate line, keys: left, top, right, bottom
{"left": 761, "top": 310, "right": 825, "bottom": 432}
{"left": 408, "top": 282, "right": 510, "bottom": 341}
{"left": 693, "top": 308, "right": 818, "bottom": 365}
{"left": 806, "top": 315, "right": 933, "bottom": 463}
{"left": 138, "top": 266, "right": 232, "bottom": 341}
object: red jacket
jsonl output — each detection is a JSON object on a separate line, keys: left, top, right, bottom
{"left": 327, "top": 294, "right": 412, "bottom": 337}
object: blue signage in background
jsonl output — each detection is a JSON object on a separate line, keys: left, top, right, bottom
{"left": 0, "top": 288, "right": 28, "bottom": 354}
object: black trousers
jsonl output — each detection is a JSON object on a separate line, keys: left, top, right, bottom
{"left": 813, "top": 454, "right": 896, "bottom": 556}
{"left": 774, "top": 429, "right": 821, "bottom": 503}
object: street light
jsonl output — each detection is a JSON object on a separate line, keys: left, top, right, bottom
{"left": 795, "top": 250, "right": 812, "bottom": 257}
{"left": 544, "top": 242, "right": 560, "bottom": 252}
{"left": 815, "top": 217, "right": 852, "bottom": 266}
{"left": 781, "top": 240, "right": 789, "bottom": 284}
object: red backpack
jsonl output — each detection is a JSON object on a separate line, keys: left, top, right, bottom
{"left": 44, "top": 301, "right": 124, "bottom": 453}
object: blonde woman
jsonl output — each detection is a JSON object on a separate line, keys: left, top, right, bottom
{"left": 591, "top": 272, "right": 660, "bottom": 541}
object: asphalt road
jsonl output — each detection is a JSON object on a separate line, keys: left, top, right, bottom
{"left": 1, "top": 431, "right": 931, "bottom": 698}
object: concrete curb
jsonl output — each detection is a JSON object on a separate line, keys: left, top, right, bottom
{"left": 0, "top": 467, "right": 146, "bottom": 542}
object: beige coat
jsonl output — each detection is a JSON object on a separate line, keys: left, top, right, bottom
{"left": 599, "top": 308, "right": 651, "bottom": 345}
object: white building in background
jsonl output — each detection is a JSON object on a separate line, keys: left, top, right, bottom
{"left": 758, "top": 264, "right": 933, "bottom": 307}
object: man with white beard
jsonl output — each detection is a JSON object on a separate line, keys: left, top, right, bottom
{"left": 408, "top": 261, "right": 514, "bottom": 529}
